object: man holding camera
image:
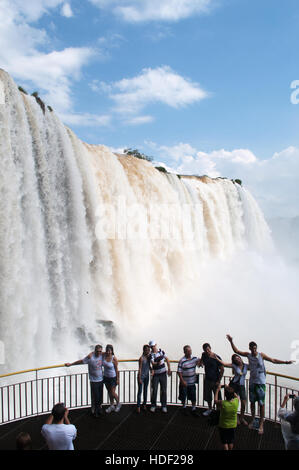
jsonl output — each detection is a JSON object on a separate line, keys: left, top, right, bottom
{"left": 41, "top": 403, "right": 77, "bottom": 450}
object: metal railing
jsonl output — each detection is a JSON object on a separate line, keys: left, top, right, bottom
{"left": 0, "top": 361, "right": 298, "bottom": 425}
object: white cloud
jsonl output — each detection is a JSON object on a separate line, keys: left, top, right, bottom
{"left": 103, "top": 66, "right": 208, "bottom": 116}
{"left": 148, "top": 143, "right": 299, "bottom": 218}
{"left": 0, "top": 0, "right": 108, "bottom": 127}
{"left": 89, "top": 66, "right": 208, "bottom": 126}
{"left": 97, "top": 33, "right": 125, "bottom": 48}
{"left": 89, "top": 0, "right": 214, "bottom": 22}
{"left": 159, "top": 142, "right": 198, "bottom": 161}
{"left": 7, "top": 0, "right": 64, "bottom": 22}
{"left": 125, "top": 115, "right": 154, "bottom": 125}
{"left": 61, "top": 2, "right": 73, "bottom": 18}
{"left": 60, "top": 112, "right": 111, "bottom": 127}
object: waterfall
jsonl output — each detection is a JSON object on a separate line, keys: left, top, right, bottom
{"left": 0, "top": 70, "right": 275, "bottom": 371}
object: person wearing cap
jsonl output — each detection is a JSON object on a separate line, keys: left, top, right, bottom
{"left": 41, "top": 403, "right": 77, "bottom": 450}
{"left": 149, "top": 340, "right": 171, "bottom": 413}
{"left": 65, "top": 344, "right": 104, "bottom": 418}
{"left": 278, "top": 394, "right": 299, "bottom": 450}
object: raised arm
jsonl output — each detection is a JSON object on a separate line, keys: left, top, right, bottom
{"left": 212, "top": 354, "right": 232, "bottom": 368}
{"left": 214, "top": 383, "right": 222, "bottom": 407}
{"left": 64, "top": 408, "right": 71, "bottom": 425}
{"left": 218, "top": 365, "right": 225, "bottom": 384}
{"left": 260, "top": 353, "right": 294, "bottom": 365}
{"left": 226, "top": 335, "right": 248, "bottom": 357}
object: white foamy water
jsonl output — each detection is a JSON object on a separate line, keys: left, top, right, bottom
{"left": 0, "top": 70, "right": 298, "bottom": 381}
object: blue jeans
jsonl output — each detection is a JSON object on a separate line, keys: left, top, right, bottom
{"left": 137, "top": 375, "right": 149, "bottom": 407}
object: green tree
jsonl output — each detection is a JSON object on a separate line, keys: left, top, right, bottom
{"left": 124, "top": 148, "right": 153, "bottom": 162}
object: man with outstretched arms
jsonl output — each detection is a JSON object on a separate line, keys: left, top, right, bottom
{"left": 65, "top": 344, "right": 104, "bottom": 418}
{"left": 226, "top": 334, "right": 293, "bottom": 435}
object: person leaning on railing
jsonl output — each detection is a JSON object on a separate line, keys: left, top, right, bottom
{"left": 65, "top": 344, "right": 104, "bottom": 418}
{"left": 278, "top": 394, "right": 299, "bottom": 450}
{"left": 226, "top": 334, "right": 294, "bottom": 435}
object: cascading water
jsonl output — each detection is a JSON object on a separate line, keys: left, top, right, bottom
{"left": 0, "top": 70, "right": 297, "bottom": 377}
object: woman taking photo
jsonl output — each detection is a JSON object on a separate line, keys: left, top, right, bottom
{"left": 214, "top": 353, "right": 249, "bottom": 425}
{"left": 215, "top": 384, "right": 239, "bottom": 451}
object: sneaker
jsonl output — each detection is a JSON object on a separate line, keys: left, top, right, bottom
{"left": 191, "top": 408, "right": 199, "bottom": 417}
{"left": 203, "top": 409, "right": 213, "bottom": 417}
{"left": 162, "top": 407, "right": 167, "bottom": 413}
{"left": 106, "top": 405, "right": 115, "bottom": 414}
{"left": 115, "top": 403, "right": 122, "bottom": 413}
{"left": 150, "top": 406, "right": 156, "bottom": 413}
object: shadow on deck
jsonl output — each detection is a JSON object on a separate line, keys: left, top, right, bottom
{"left": 0, "top": 405, "right": 285, "bottom": 451}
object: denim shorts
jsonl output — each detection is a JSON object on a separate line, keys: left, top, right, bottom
{"left": 230, "top": 382, "right": 246, "bottom": 401}
{"left": 249, "top": 384, "right": 266, "bottom": 405}
{"left": 104, "top": 376, "right": 117, "bottom": 388}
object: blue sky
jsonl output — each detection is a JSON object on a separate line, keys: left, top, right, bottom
{"left": 1, "top": 0, "right": 299, "bottom": 217}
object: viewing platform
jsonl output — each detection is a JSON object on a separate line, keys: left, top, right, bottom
{"left": 0, "top": 404, "right": 285, "bottom": 451}
{"left": 0, "top": 362, "right": 298, "bottom": 451}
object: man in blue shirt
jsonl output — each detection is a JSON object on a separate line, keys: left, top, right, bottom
{"left": 65, "top": 344, "right": 104, "bottom": 418}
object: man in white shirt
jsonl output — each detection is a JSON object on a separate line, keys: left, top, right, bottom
{"left": 41, "top": 403, "right": 77, "bottom": 450}
{"left": 178, "top": 345, "right": 200, "bottom": 415}
{"left": 149, "top": 340, "right": 171, "bottom": 413}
